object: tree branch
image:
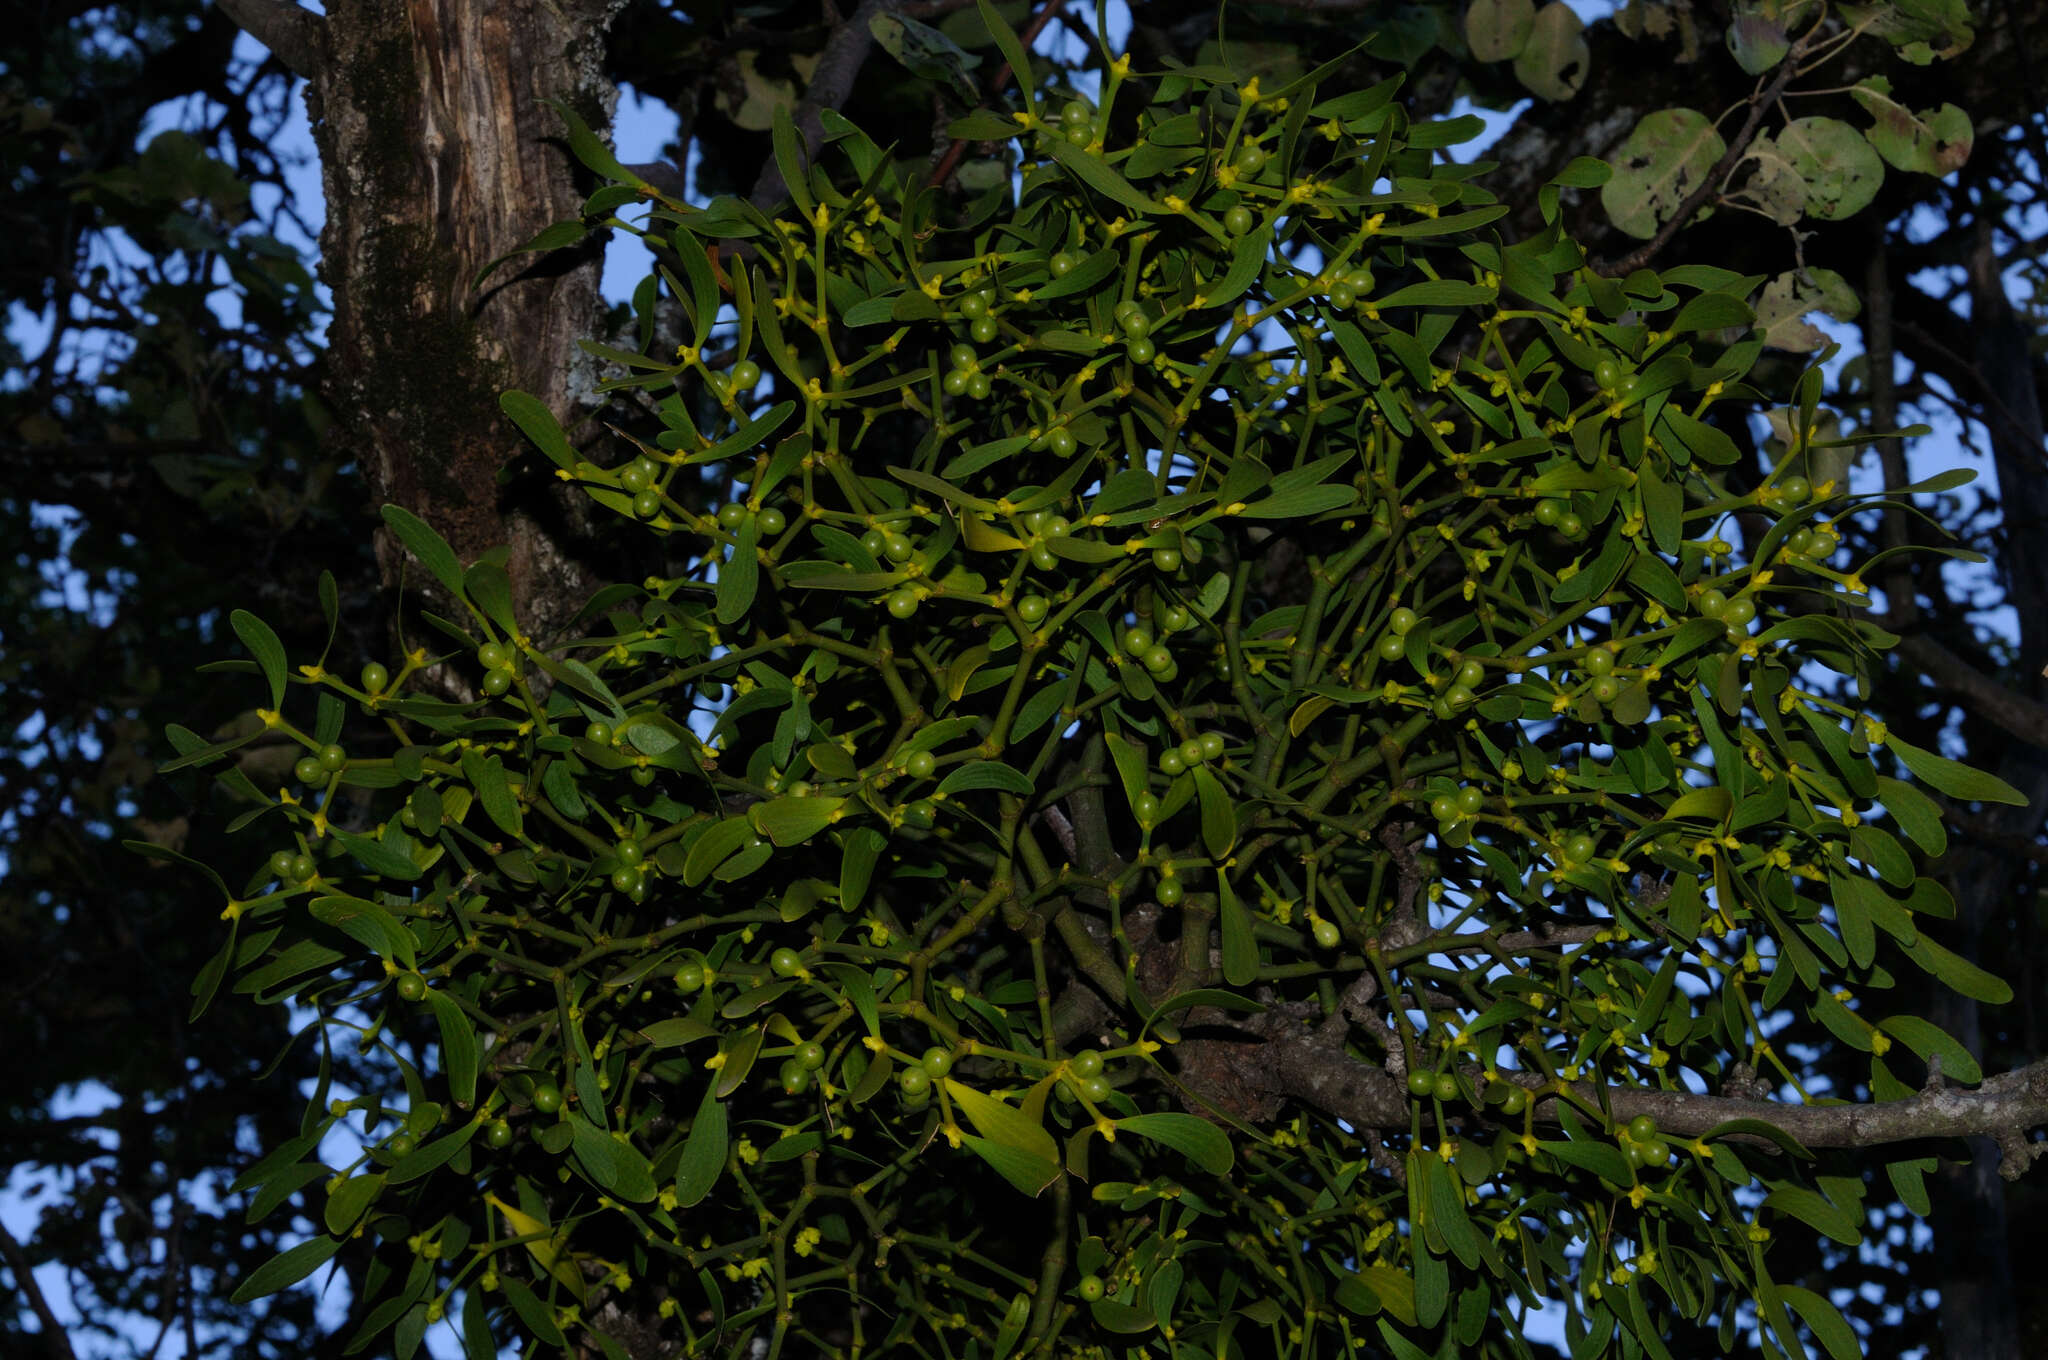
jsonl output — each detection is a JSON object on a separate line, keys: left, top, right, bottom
{"left": 1887, "top": 631, "right": 2048, "bottom": 749}
{"left": 750, "top": 0, "right": 904, "bottom": 211}
{"left": 928, "top": 0, "right": 1068, "bottom": 190}
{"left": 0, "top": 1218, "right": 77, "bottom": 1360}
{"left": 1265, "top": 1040, "right": 2048, "bottom": 1178}
{"left": 1596, "top": 32, "right": 1808, "bottom": 277}
{"left": 213, "top": 0, "right": 326, "bottom": 80}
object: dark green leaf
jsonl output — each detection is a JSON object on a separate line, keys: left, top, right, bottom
{"left": 229, "top": 1235, "right": 343, "bottom": 1303}
{"left": 230, "top": 610, "right": 287, "bottom": 710}
{"left": 1115, "top": 1113, "right": 1233, "bottom": 1175}
{"left": 380, "top": 504, "right": 465, "bottom": 594}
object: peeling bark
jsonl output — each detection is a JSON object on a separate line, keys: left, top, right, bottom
{"left": 303, "top": 0, "right": 626, "bottom": 640}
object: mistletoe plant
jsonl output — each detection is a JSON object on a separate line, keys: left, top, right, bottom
{"left": 158, "top": 10, "right": 2040, "bottom": 1359}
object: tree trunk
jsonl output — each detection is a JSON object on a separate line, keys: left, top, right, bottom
{"left": 305, "top": 0, "right": 625, "bottom": 637}
{"left": 1924, "top": 222, "right": 2046, "bottom": 1360}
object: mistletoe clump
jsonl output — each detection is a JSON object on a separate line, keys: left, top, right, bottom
{"left": 171, "top": 14, "right": 2015, "bottom": 1358}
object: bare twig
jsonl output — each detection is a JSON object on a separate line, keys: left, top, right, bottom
{"left": 0, "top": 1219, "right": 77, "bottom": 1360}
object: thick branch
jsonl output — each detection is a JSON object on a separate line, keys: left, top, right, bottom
{"left": 1265, "top": 1039, "right": 2048, "bottom": 1178}
{"left": 750, "top": 0, "right": 903, "bottom": 211}
{"left": 214, "top": 0, "right": 326, "bottom": 79}
{"left": 0, "top": 1219, "right": 77, "bottom": 1360}
{"left": 1889, "top": 631, "right": 2048, "bottom": 749}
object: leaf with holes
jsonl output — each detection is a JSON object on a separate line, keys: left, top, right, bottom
{"left": 1602, "top": 109, "right": 1726, "bottom": 240}
{"left": 1778, "top": 116, "right": 1884, "bottom": 220}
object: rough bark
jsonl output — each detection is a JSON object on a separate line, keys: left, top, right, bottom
{"left": 302, "top": 0, "right": 626, "bottom": 640}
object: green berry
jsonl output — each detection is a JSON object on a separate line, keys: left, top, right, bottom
{"left": 796, "top": 1042, "right": 826, "bottom": 1071}
{"left": 1224, "top": 205, "right": 1255, "bottom": 236}
{"left": 758, "top": 506, "right": 787, "bottom": 535}
{"left": 674, "top": 961, "right": 706, "bottom": 992}
{"left": 1434, "top": 1072, "right": 1460, "bottom": 1103}
{"left": 899, "top": 1067, "right": 931, "bottom": 1097}
{"left": 1016, "top": 594, "right": 1050, "bottom": 624}
{"left": 1197, "top": 732, "right": 1225, "bottom": 761}
{"left": 905, "top": 749, "right": 937, "bottom": 779}
{"left": 1407, "top": 1069, "right": 1436, "bottom": 1098}
{"left": 1070, "top": 1050, "right": 1104, "bottom": 1079}
{"left": 1159, "top": 749, "right": 1187, "bottom": 777}
{"left": 531, "top": 1083, "right": 563, "bottom": 1114}
{"left": 396, "top": 973, "right": 427, "bottom": 1002}
{"left": 360, "top": 662, "right": 390, "bottom": 694}
{"left": 294, "top": 756, "right": 325, "bottom": 785}
{"left": 886, "top": 589, "right": 919, "bottom": 620}
{"left": 477, "top": 641, "right": 511, "bottom": 671}
{"left": 1626, "top": 1114, "right": 1659, "bottom": 1143}
{"left": 481, "top": 668, "right": 513, "bottom": 696}
{"left": 1078, "top": 1274, "right": 1106, "bottom": 1302}
{"left": 485, "top": 1119, "right": 513, "bottom": 1149}
{"left": 731, "top": 359, "right": 762, "bottom": 389}
{"left": 920, "top": 1047, "right": 953, "bottom": 1078}
{"left": 770, "top": 947, "right": 803, "bottom": 977}
{"left": 1132, "top": 792, "right": 1161, "bottom": 824}
{"left": 1389, "top": 607, "right": 1419, "bottom": 635}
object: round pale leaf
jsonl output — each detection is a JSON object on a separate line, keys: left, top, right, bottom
{"left": 1601, "top": 108, "right": 1727, "bottom": 240}
{"left": 1734, "top": 134, "right": 1809, "bottom": 226}
{"left": 1753, "top": 267, "right": 1859, "bottom": 353}
{"left": 1778, "top": 116, "right": 1884, "bottom": 220}
{"left": 1465, "top": 0, "right": 1537, "bottom": 62}
{"left": 1851, "top": 78, "right": 1972, "bottom": 175}
{"left": 1513, "top": 3, "right": 1589, "bottom": 101}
